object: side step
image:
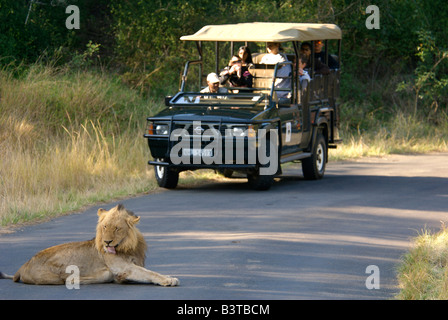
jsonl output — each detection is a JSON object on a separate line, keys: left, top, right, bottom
{"left": 280, "top": 152, "right": 312, "bottom": 164}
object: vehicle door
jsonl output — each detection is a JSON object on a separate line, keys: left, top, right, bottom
{"left": 278, "top": 104, "right": 302, "bottom": 155}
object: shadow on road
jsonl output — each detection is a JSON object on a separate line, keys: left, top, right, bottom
{"left": 1, "top": 157, "right": 448, "bottom": 299}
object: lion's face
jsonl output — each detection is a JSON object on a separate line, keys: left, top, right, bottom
{"left": 95, "top": 204, "right": 141, "bottom": 255}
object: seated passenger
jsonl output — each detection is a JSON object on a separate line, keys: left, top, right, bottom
{"left": 219, "top": 56, "right": 253, "bottom": 88}
{"left": 260, "top": 42, "right": 291, "bottom": 96}
{"left": 300, "top": 42, "right": 329, "bottom": 75}
{"left": 238, "top": 46, "right": 254, "bottom": 68}
{"left": 298, "top": 53, "right": 311, "bottom": 90}
{"left": 314, "top": 40, "right": 339, "bottom": 70}
{"left": 201, "top": 73, "right": 228, "bottom": 98}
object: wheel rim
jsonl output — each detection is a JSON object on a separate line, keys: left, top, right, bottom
{"left": 316, "top": 143, "right": 324, "bottom": 172}
{"left": 156, "top": 166, "right": 165, "bottom": 178}
{"left": 156, "top": 162, "right": 165, "bottom": 179}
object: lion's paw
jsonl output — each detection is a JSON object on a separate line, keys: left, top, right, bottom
{"left": 161, "top": 276, "right": 179, "bottom": 287}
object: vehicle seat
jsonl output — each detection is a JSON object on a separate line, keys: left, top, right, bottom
{"left": 251, "top": 53, "right": 267, "bottom": 64}
{"left": 250, "top": 63, "right": 275, "bottom": 94}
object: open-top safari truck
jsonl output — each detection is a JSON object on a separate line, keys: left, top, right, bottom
{"left": 144, "top": 22, "right": 342, "bottom": 190}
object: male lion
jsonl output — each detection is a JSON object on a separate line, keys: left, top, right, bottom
{"left": 0, "top": 204, "right": 179, "bottom": 286}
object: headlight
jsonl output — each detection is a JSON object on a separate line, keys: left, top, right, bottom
{"left": 232, "top": 126, "right": 246, "bottom": 137}
{"left": 155, "top": 124, "right": 169, "bottom": 135}
{"left": 226, "top": 125, "right": 255, "bottom": 137}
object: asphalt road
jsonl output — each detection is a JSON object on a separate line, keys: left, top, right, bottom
{"left": 1, "top": 153, "right": 447, "bottom": 300}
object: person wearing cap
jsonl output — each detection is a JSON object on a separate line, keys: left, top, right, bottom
{"left": 200, "top": 73, "right": 229, "bottom": 96}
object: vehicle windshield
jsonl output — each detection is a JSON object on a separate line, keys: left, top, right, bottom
{"left": 170, "top": 92, "right": 267, "bottom": 108}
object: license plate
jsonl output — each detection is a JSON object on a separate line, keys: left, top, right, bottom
{"left": 182, "top": 148, "right": 213, "bottom": 157}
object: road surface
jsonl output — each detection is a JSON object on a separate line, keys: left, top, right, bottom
{"left": 1, "top": 153, "right": 447, "bottom": 300}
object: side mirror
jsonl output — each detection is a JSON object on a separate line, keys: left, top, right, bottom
{"left": 165, "top": 96, "right": 172, "bottom": 106}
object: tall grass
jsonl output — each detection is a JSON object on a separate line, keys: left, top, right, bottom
{"left": 0, "top": 64, "right": 160, "bottom": 226}
{"left": 396, "top": 224, "right": 448, "bottom": 300}
{"left": 0, "top": 121, "right": 156, "bottom": 225}
{"left": 331, "top": 102, "right": 448, "bottom": 160}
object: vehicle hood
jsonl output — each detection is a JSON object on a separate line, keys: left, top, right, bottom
{"left": 151, "top": 107, "right": 267, "bottom": 122}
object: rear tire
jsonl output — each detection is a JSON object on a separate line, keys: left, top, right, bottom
{"left": 302, "top": 131, "right": 327, "bottom": 180}
{"left": 154, "top": 159, "right": 179, "bottom": 189}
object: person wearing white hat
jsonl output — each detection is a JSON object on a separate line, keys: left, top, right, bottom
{"left": 200, "top": 73, "right": 228, "bottom": 97}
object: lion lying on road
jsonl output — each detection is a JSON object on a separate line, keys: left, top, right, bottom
{"left": 0, "top": 204, "right": 179, "bottom": 286}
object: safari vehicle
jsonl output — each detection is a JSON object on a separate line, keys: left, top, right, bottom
{"left": 144, "top": 22, "right": 342, "bottom": 190}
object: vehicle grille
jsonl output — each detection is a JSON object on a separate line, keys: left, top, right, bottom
{"left": 172, "top": 122, "right": 225, "bottom": 137}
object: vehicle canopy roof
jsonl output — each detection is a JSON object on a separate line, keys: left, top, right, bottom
{"left": 180, "top": 22, "right": 342, "bottom": 42}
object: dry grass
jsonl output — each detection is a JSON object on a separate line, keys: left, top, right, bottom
{"left": 0, "top": 117, "right": 156, "bottom": 225}
{"left": 0, "top": 64, "right": 159, "bottom": 226}
{"left": 331, "top": 111, "right": 448, "bottom": 161}
{"left": 396, "top": 224, "right": 448, "bottom": 300}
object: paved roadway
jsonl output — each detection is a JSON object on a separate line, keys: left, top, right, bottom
{"left": 0, "top": 153, "right": 447, "bottom": 300}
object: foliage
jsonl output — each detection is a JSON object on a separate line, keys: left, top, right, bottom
{"left": 0, "top": 0, "right": 111, "bottom": 65}
{"left": 1, "top": 0, "right": 448, "bottom": 117}
{"left": 397, "top": 30, "right": 448, "bottom": 116}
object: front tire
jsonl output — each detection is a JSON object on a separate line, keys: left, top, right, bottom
{"left": 247, "top": 134, "right": 277, "bottom": 190}
{"left": 154, "top": 159, "right": 179, "bottom": 189}
{"left": 247, "top": 168, "right": 273, "bottom": 190}
{"left": 217, "top": 169, "right": 234, "bottom": 178}
{"left": 302, "top": 131, "right": 327, "bottom": 180}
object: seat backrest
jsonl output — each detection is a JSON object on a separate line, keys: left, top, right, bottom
{"left": 251, "top": 64, "right": 275, "bottom": 77}
{"left": 251, "top": 53, "right": 267, "bottom": 64}
{"left": 251, "top": 64, "right": 275, "bottom": 91}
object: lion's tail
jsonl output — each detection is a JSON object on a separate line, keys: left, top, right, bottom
{"left": 0, "top": 271, "right": 14, "bottom": 280}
